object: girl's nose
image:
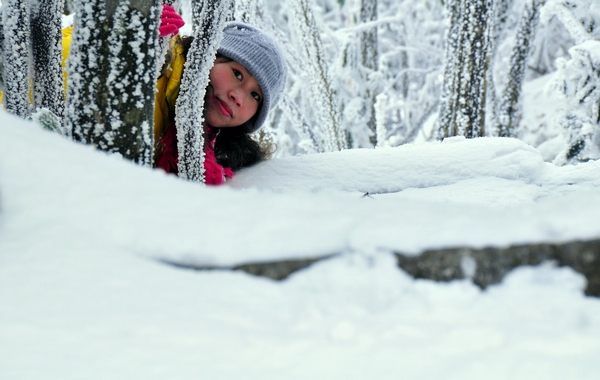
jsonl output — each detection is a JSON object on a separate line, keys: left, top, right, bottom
{"left": 228, "top": 89, "right": 243, "bottom": 107}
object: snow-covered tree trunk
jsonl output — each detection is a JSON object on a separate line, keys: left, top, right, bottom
{"left": 63, "top": 1, "right": 103, "bottom": 139}
{"left": 360, "top": 0, "right": 378, "bottom": 146}
{"left": 107, "top": 1, "right": 161, "bottom": 165}
{"left": 496, "top": 0, "right": 544, "bottom": 137}
{"left": 486, "top": 0, "right": 513, "bottom": 127}
{"left": 288, "top": 0, "right": 346, "bottom": 151}
{"left": 192, "top": 0, "right": 234, "bottom": 32}
{"left": 437, "top": 0, "right": 494, "bottom": 139}
{"left": 2, "top": 0, "right": 31, "bottom": 118}
{"left": 31, "top": 0, "right": 65, "bottom": 121}
{"left": 65, "top": 0, "right": 160, "bottom": 166}
{"left": 436, "top": 0, "right": 462, "bottom": 138}
{"left": 191, "top": 0, "right": 203, "bottom": 30}
{"left": 175, "top": 0, "right": 233, "bottom": 182}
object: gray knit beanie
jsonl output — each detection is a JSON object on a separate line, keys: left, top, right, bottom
{"left": 218, "top": 22, "right": 288, "bottom": 133}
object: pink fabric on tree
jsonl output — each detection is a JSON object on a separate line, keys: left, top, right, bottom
{"left": 203, "top": 127, "right": 234, "bottom": 185}
{"left": 159, "top": 5, "right": 185, "bottom": 38}
{"left": 155, "top": 123, "right": 234, "bottom": 185}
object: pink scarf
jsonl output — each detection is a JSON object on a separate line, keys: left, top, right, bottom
{"left": 155, "top": 122, "right": 234, "bottom": 185}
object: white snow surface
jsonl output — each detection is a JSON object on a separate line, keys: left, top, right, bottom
{"left": 2, "top": 110, "right": 600, "bottom": 378}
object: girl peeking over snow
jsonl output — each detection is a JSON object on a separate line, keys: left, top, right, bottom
{"left": 154, "top": 6, "right": 288, "bottom": 185}
{"left": 59, "top": 6, "right": 287, "bottom": 185}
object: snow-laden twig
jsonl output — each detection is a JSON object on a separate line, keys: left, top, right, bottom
{"left": 541, "top": 0, "right": 593, "bottom": 44}
{"left": 287, "top": 0, "right": 346, "bottom": 151}
{"left": 279, "top": 95, "right": 322, "bottom": 153}
{"left": 549, "top": 40, "right": 600, "bottom": 164}
{"left": 334, "top": 15, "right": 407, "bottom": 35}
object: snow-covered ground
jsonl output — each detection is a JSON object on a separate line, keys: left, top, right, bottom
{"left": 2, "top": 110, "right": 600, "bottom": 378}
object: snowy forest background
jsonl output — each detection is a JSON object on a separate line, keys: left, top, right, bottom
{"left": 3, "top": 0, "right": 600, "bottom": 376}
{"left": 1, "top": 0, "right": 600, "bottom": 175}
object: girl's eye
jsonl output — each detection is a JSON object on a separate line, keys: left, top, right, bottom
{"left": 233, "top": 69, "right": 242, "bottom": 80}
{"left": 251, "top": 92, "right": 261, "bottom": 102}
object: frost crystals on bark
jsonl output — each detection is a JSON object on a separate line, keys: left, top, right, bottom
{"left": 2, "top": 0, "right": 31, "bottom": 118}
{"left": 65, "top": 0, "right": 160, "bottom": 166}
{"left": 437, "top": 0, "right": 494, "bottom": 139}
{"left": 175, "top": 0, "right": 233, "bottom": 182}
{"left": 192, "top": 0, "right": 234, "bottom": 32}
{"left": 31, "top": 0, "right": 65, "bottom": 121}
{"left": 287, "top": 0, "right": 346, "bottom": 151}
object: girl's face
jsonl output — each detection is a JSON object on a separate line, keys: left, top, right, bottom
{"left": 204, "top": 58, "right": 263, "bottom": 128}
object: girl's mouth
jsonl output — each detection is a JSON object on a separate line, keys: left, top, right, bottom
{"left": 216, "top": 98, "right": 232, "bottom": 117}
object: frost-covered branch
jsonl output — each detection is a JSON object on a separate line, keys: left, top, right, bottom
{"left": 549, "top": 41, "right": 600, "bottom": 164}
{"left": 541, "top": 0, "right": 593, "bottom": 44}
{"left": 191, "top": 0, "right": 234, "bottom": 32}
{"left": 334, "top": 15, "right": 406, "bottom": 34}
{"left": 287, "top": 0, "right": 346, "bottom": 151}
{"left": 279, "top": 95, "right": 322, "bottom": 153}
{"left": 175, "top": 0, "right": 233, "bottom": 182}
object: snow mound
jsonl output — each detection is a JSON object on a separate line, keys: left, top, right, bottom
{"left": 1, "top": 110, "right": 600, "bottom": 268}
{"left": 2, "top": 111, "right": 600, "bottom": 378}
{"left": 228, "top": 136, "right": 547, "bottom": 193}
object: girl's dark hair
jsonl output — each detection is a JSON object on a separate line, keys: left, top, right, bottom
{"left": 175, "top": 36, "right": 274, "bottom": 171}
{"left": 213, "top": 125, "right": 273, "bottom": 171}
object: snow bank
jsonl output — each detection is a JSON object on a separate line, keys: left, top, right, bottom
{"left": 2, "top": 111, "right": 600, "bottom": 268}
{"left": 2, "top": 111, "right": 600, "bottom": 378}
{"left": 229, "top": 135, "right": 555, "bottom": 193}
